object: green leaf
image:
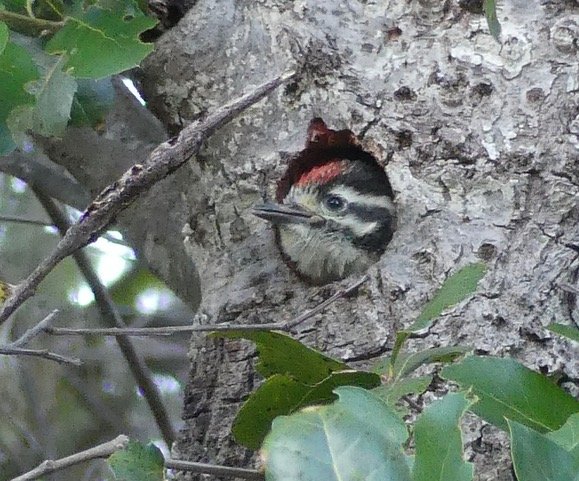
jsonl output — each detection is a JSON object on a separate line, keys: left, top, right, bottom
{"left": 233, "top": 371, "right": 380, "bottom": 450}
{"left": 415, "top": 263, "right": 486, "bottom": 327}
{"left": 442, "top": 356, "right": 579, "bottom": 432}
{"left": 483, "top": 0, "right": 501, "bottom": 42}
{"left": 546, "top": 413, "right": 579, "bottom": 456}
{"left": 262, "top": 387, "right": 412, "bottom": 481}
{"left": 108, "top": 440, "right": 164, "bottom": 481}
{"left": 0, "top": 35, "right": 39, "bottom": 154}
{"left": 32, "top": 0, "right": 65, "bottom": 21}
{"left": 214, "top": 330, "right": 348, "bottom": 384}
{"left": 373, "top": 375, "right": 431, "bottom": 411}
{"left": 0, "top": 0, "right": 27, "bottom": 14}
{"left": 45, "top": 6, "right": 157, "bottom": 79}
{"left": 391, "top": 263, "right": 486, "bottom": 365}
{"left": 70, "top": 77, "right": 115, "bottom": 127}
{"left": 547, "top": 323, "right": 579, "bottom": 343}
{"left": 413, "top": 392, "right": 475, "bottom": 481}
{"left": 0, "top": 21, "right": 8, "bottom": 54}
{"left": 509, "top": 420, "right": 579, "bottom": 481}
{"left": 8, "top": 54, "right": 77, "bottom": 138}
{"left": 392, "top": 345, "right": 471, "bottom": 380}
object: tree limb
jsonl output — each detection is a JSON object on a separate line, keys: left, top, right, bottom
{"left": 0, "top": 151, "right": 89, "bottom": 210}
{"left": 8, "top": 309, "right": 59, "bottom": 348}
{"left": 44, "top": 275, "right": 369, "bottom": 337}
{"left": 9, "top": 435, "right": 129, "bottom": 481}
{"left": 0, "top": 71, "right": 295, "bottom": 326}
{"left": 0, "top": 346, "right": 81, "bottom": 366}
{"left": 33, "top": 188, "right": 177, "bottom": 447}
{"left": 166, "top": 458, "right": 264, "bottom": 480}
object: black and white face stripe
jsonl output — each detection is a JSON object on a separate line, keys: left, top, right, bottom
{"left": 326, "top": 185, "right": 395, "bottom": 213}
{"left": 321, "top": 186, "right": 395, "bottom": 252}
{"left": 283, "top": 180, "right": 395, "bottom": 254}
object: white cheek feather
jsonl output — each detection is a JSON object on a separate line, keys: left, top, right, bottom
{"left": 337, "top": 217, "right": 379, "bottom": 237}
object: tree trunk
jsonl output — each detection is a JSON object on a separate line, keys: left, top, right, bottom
{"left": 47, "top": 1, "right": 579, "bottom": 480}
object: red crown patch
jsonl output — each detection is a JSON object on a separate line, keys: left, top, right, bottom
{"left": 295, "top": 160, "right": 345, "bottom": 187}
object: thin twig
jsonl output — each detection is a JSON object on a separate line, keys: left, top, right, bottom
{"left": 0, "top": 346, "right": 81, "bottom": 366}
{"left": 45, "top": 323, "right": 286, "bottom": 336}
{"left": 284, "top": 274, "right": 369, "bottom": 330}
{"left": 33, "top": 189, "right": 176, "bottom": 447}
{"left": 0, "top": 214, "right": 129, "bottom": 247}
{"left": 10, "top": 435, "right": 129, "bottom": 481}
{"left": 166, "top": 458, "right": 264, "bottom": 480}
{"left": 45, "top": 275, "right": 370, "bottom": 337}
{"left": 9, "top": 309, "right": 59, "bottom": 348}
{"left": 0, "top": 215, "right": 52, "bottom": 227}
{"left": 0, "top": 71, "right": 294, "bottom": 326}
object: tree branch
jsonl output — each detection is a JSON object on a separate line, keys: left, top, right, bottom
{"left": 0, "top": 215, "right": 128, "bottom": 247}
{"left": 0, "top": 150, "right": 90, "bottom": 210}
{"left": 166, "top": 458, "right": 264, "bottom": 480}
{"left": 0, "top": 215, "right": 52, "bottom": 227}
{"left": 0, "top": 346, "right": 81, "bottom": 366}
{"left": 0, "top": 71, "right": 294, "bottom": 326}
{"left": 9, "top": 309, "right": 59, "bottom": 348}
{"left": 33, "top": 188, "right": 177, "bottom": 447}
{"left": 9, "top": 435, "right": 129, "bottom": 481}
{"left": 10, "top": 435, "right": 264, "bottom": 481}
{"left": 0, "top": 310, "right": 78, "bottom": 365}
{"left": 44, "top": 275, "right": 369, "bottom": 337}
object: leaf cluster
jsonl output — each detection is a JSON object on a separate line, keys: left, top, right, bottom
{"left": 105, "top": 262, "right": 578, "bottom": 480}
{"left": 0, "top": 0, "right": 157, "bottom": 154}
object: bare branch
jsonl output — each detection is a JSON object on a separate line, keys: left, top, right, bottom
{"left": 0, "top": 346, "right": 81, "bottom": 366}
{"left": 0, "top": 71, "right": 295, "bottom": 326}
{"left": 0, "top": 150, "right": 89, "bottom": 210}
{"left": 45, "top": 324, "right": 285, "bottom": 336}
{"left": 0, "top": 215, "right": 52, "bottom": 227}
{"left": 284, "top": 274, "right": 369, "bottom": 330}
{"left": 10, "top": 435, "right": 129, "bottom": 481}
{"left": 166, "top": 458, "right": 264, "bottom": 480}
{"left": 0, "top": 215, "right": 129, "bottom": 247}
{"left": 10, "top": 436, "right": 263, "bottom": 481}
{"left": 44, "top": 275, "right": 370, "bottom": 337}
{"left": 9, "top": 309, "right": 59, "bottom": 348}
{"left": 33, "top": 189, "right": 177, "bottom": 447}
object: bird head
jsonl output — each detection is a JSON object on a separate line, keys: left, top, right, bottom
{"left": 253, "top": 118, "right": 396, "bottom": 284}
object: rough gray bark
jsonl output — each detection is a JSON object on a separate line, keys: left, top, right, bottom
{"left": 46, "top": 1, "right": 578, "bottom": 480}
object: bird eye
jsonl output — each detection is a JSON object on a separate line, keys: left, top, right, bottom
{"left": 324, "top": 194, "right": 346, "bottom": 211}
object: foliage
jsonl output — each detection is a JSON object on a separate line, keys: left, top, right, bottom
{"left": 509, "top": 419, "right": 579, "bottom": 481}
{"left": 412, "top": 392, "right": 475, "bottom": 481}
{"left": 213, "top": 330, "right": 381, "bottom": 449}
{"left": 219, "top": 262, "right": 579, "bottom": 481}
{"left": 547, "top": 323, "right": 579, "bottom": 343}
{"left": 389, "top": 262, "right": 486, "bottom": 366}
{"left": 262, "top": 387, "right": 413, "bottom": 481}
{"left": 483, "top": 0, "right": 501, "bottom": 42}
{"left": 442, "top": 356, "right": 578, "bottom": 433}
{"left": 0, "top": 0, "right": 156, "bottom": 154}
{"left": 108, "top": 441, "right": 164, "bottom": 481}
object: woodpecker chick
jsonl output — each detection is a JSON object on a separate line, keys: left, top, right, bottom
{"left": 253, "top": 118, "right": 396, "bottom": 285}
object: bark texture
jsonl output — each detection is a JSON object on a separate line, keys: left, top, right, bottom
{"left": 48, "top": 1, "right": 579, "bottom": 480}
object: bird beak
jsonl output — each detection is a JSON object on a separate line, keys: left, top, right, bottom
{"left": 252, "top": 201, "right": 325, "bottom": 226}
